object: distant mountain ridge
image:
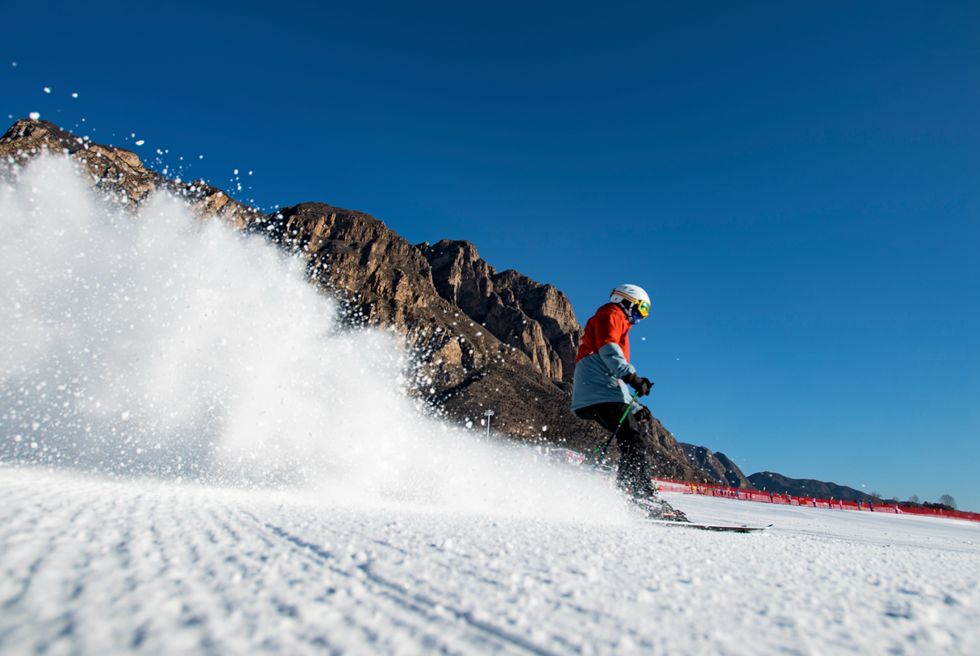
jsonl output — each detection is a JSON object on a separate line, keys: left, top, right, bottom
{"left": 747, "top": 471, "right": 877, "bottom": 502}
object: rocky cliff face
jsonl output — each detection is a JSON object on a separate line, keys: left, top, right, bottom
{"left": 420, "top": 240, "right": 580, "bottom": 384}
{"left": 0, "top": 118, "right": 714, "bottom": 483}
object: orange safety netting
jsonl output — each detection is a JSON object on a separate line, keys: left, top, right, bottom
{"left": 653, "top": 478, "right": 980, "bottom": 523}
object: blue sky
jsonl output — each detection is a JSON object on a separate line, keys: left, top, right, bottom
{"left": 3, "top": 1, "right": 977, "bottom": 509}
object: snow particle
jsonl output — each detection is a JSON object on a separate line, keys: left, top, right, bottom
{"left": 135, "top": 140, "right": 145, "bottom": 146}
{"left": 43, "top": 87, "right": 51, "bottom": 94}
{"left": 29, "top": 111, "right": 40, "bottom": 120}
{"left": 71, "top": 92, "right": 79, "bottom": 99}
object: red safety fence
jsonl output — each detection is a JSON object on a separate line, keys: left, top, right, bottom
{"left": 653, "top": 478, "right": 980, "bottom": 524}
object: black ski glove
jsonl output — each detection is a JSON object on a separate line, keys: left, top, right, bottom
{"left": 634, "top": 405, "right": 652, "bottom": 425}
{"left": 622, "top": 372, "right": 653, "bottom": 397}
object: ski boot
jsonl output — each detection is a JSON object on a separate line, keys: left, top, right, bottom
{"left": 621, "top": 483, "right": 690, "bottom": 522}
{"left": 652, "top": 498, "right": 689, "bottom": 522}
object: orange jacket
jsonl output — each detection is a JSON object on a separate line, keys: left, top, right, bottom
{"left": 576, "top": 303, "right": 631, "bottom": 363}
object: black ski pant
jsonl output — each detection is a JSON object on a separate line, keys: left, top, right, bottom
{"left": 575, "top": 402, "right": 653, "bottom": 497}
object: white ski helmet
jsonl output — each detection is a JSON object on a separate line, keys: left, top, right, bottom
{"left": 610, "top": 283, "right": 651, "bottom": 322}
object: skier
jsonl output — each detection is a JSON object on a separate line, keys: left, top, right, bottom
{"left": 571, "top": 284, "right": 660, "bottom": 510}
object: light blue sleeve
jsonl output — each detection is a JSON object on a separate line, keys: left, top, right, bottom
{"left": 597, "top": 343, "right": 636, "bottom": 379}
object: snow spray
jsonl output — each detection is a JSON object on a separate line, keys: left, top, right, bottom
{"left": 0, "top": 155, "right": 630, "bottom": 523}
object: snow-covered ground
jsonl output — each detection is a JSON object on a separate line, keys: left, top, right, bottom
{"left": 2, "top": 467, "right": 977, "bottom": 655}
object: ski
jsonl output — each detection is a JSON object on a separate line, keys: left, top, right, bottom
{"left": 646, "top": 519, "right": 772, "bottom": 533}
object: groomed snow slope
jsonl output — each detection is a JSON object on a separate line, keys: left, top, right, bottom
{"left": 2, "top": 467, "right": 977, "bottom": 655}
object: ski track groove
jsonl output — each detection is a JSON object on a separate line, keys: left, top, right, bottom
{"left": 250, "top": 513, "right": 677, "bottom": 654}
{"left": 349, "top": 526, "right": 632, "bottom": 651}
{"left": 249, "top": 512, "right": 551, "bottom": 655}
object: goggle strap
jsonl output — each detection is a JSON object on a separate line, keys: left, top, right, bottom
{"left": 614, "top": 290, "right": 649, "bottom": 309}
{"left": 612, "top": 289, "right": 639, "bottom": 305}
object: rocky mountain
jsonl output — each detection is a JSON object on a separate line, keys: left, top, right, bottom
{"left": 0, "top": 118, "right": 719, "bottom": 483}
{"left": 420, "top": 239, "right": 581, "bottom": 385}
{"left": 679, "top": 444, "right": 752, "bottom": 488}
{"left": 0, "top": 119, "right": 261, "bottom": 229}
{"left": 747, "top": 472, "right": 877, "bottom": 502}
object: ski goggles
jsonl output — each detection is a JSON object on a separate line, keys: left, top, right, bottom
{"left": 636, "top": 300, "right": 651, "bottom": 319}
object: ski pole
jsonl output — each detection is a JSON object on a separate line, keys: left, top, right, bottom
{"left": 593, "top": 390, "right": 641, "bottom": 464}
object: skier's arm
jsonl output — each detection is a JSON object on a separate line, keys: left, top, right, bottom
{"left": 594, "top": 310, "right": 653, "bottom": 395}
{"left": 597, "top": 342, "right": 635, "bottom": 378}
